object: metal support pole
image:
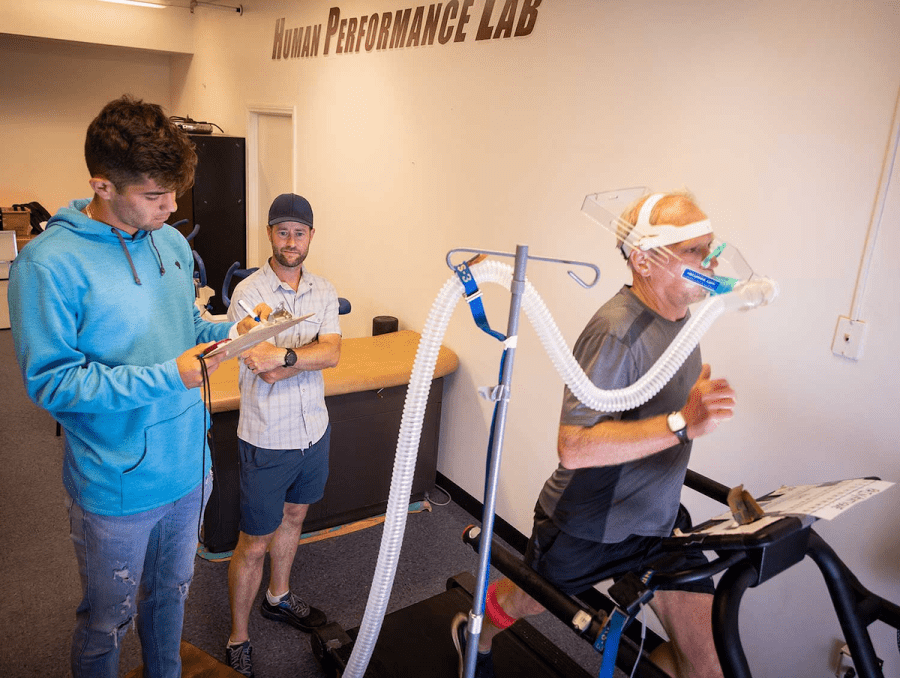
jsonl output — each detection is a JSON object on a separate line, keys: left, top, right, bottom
{"left": 712, "top": 560, "right": 757, "bottom": 678}
{"left": 463, "top": 245, "right": 529, "bottom": 678}
{"left": 806, "top": 531, "right": 885, "bottom": 678}
{"left": 684, "top": 468, "right": 731, "bottom": 505}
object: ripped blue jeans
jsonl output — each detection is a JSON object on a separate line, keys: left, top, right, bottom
{"left": 67, "top": 472, "right": 211, "bottom": 678}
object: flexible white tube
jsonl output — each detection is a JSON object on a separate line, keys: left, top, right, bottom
{"left": 342, "top": 261, "right": 777, "bottom": 676}
{"left": 522, "top": 271, "right": 778, "bottom": 412}
{"left": 342, "top": 274, "right": 463, "bottom": 678}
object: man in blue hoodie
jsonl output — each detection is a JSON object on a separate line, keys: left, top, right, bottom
{"left": 8, "top": 95, "right": 260, "bottom": 678}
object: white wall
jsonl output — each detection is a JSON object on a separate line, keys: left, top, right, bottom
{"left": 0, "top": 0, "right": 194, "bottom": 54}
{"left": 3, "top": 1, "right": 900, "bottom": 675}
{"left": 0, "top": 34, "right": 176, "bottom": 211}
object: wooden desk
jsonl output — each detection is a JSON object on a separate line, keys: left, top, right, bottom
{"left": 204, "top": 330, "right": 459, "bottom": 552}
{"left": 208, "top": 329, "right": 459, "bottom": 412}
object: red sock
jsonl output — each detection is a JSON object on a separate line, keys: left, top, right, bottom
{"left": 485, "top": 581, "right": 517, "bottom": 630}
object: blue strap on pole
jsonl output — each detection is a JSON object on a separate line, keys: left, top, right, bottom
{"left": 594, "top": 608, "right": 627, "bottom": 678}
{"left": 454, "top": 259, "right": 506, "bottom": 342}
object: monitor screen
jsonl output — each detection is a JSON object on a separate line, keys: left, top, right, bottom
{"left": 0, "top": 231, "right": 18, "bottom": 262}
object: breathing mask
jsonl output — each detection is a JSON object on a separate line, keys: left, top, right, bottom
{"left": 581, "top": 187, "right": 756, "bottom": 297}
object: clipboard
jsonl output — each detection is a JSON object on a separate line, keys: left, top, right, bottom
{"left": 202, "top": 314, "right": 313, "bottom": 360}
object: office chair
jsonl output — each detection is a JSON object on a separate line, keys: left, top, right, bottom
{"left": 222, "top": 261, "right": 258, "bottom": 309}
{"left": 223, "top": 261, "right": 351, "bottom": 315}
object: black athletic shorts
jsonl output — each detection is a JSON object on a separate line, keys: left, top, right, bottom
{"left": 524, "top": 501, "right": 716, "bottom": 596}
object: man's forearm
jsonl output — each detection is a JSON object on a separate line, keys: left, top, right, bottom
{"left": 557, "top": 416, "right": 681, "bottom": 469}
{"left": 288, "top": 336, "right": 340, "bottom": 372}
{"left": 257, "top": 335, "right": 340, "bottom": 383}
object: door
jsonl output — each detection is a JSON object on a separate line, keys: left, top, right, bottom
{"left": 247, "top": 108, "right": 294, "bottom": 268}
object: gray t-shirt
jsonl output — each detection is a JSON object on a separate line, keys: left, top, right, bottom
{"left": 537, "top": 286, "right": 701, "bottom": 543}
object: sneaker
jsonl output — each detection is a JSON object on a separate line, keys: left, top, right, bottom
{"left": 451, "top": 612, "right": 495, "bottom": 678}
{"left": 225, "top": 640, "right": 254, "bottom": 678}
{"left": 260, "top": 591, "right": 327, "bottom": 632}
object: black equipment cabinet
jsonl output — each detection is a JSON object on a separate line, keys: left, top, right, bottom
{"left": 171, "top": 134, "right": 246, "bottom": 315}
{"left": 203, "top": 378, "right": 445, "bottom": 554}
{"left": 305, "top": 379, "right": 443, "bottom": 528}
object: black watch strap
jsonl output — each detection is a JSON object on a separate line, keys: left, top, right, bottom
{"left": 283, "top": 347, "right": 297, "bottom": 368}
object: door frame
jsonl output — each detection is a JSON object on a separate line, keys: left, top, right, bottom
{"left": 246, "top": 104, "right": 296, "bottom": 265}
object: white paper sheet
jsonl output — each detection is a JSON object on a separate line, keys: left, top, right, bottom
{"left": 680, "top": 478, "right": 893, "bottom": 537}
{"left": 203, "top": 313, "right": 313, "bottom": 360}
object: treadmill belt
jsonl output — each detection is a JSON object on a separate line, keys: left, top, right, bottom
{"left": 345, "top": 580, "right": 593, "bottom": 678}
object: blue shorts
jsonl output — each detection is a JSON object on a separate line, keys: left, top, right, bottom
{"left": 524, "top": 501, "right": 715, "bottom": 596}
{"left": 237, "top": 426, "right": 330, "bottom": 536}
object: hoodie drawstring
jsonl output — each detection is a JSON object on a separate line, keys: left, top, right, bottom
{"left": 112, "top": 228, "right": 142, "bottom": 285}
{"left": 148, "top": 232, "right": 167, "bottom": 277}
{"left": 111, "top": 228, "right": 167, "bottom": 285}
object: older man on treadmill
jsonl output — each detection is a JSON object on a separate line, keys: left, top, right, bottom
{"left": 453, "top": 190, "right": 737, "bottom": 678}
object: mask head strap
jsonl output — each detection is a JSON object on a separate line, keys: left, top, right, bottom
{"left": 621, "top": 193, "right": 713, "bottom": 257}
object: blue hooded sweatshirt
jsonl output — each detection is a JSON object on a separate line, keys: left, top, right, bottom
{"left": 9, "top": 199, "right": 233, "bottom": 516}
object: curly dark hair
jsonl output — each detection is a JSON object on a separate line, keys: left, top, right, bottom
{"left": 84, "top": 95, "right": 197, "bottom": 196}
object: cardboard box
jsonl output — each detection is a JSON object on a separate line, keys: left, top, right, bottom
{"left": 1, "top": 207, "right": 31, "bottom": 238}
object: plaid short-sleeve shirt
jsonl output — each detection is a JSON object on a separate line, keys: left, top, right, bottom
{"left": 226, "top": 261, "right": 341, "bottom": 450}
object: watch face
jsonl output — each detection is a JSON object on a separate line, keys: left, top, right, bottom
{"left": 667, "top": 411, "right": 686, "bottom": 432}
{"left": 284, "top": 349, "right": 297, "bottom": 367}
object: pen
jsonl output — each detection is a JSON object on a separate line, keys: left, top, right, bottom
{"left": 238, "top": 299, "right": 261, "bottom": 323}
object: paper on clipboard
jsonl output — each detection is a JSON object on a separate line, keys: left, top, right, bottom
{"left": 204, "top": 314, "right": 313, "bottom": 359}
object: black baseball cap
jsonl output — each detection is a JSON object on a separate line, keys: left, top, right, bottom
{"left": 268, "top": 193, "right": 313, "bottom": 228}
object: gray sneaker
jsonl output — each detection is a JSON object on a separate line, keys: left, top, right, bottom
{"left": 260, "top": 591, "right": 327, "bottom": 632}
{"left": 225, "top": 640, "right": 254, "bottom": 678}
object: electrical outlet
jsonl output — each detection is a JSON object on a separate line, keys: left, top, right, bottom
{"left": 833, "top": 642, "right": 883, "bottom": 677}
{"left": 832, "top": 316, "right": 867, "bottom": 360}
{"left": 835, "top": 643, "right": 855, "bottom": 678}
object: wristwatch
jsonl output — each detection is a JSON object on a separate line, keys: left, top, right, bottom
{"left": 666, "top": 411, "right": 690, "bottom": 444}
{"left": 283, "top": 348, "right": 297, "bottom": 368}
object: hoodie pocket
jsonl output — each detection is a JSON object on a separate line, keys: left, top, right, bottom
{"left": 121, "top": 400, "right": 205, "bottom": 511}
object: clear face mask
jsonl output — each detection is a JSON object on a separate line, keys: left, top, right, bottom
{"left": 676, "top": 237, "right": 756, "bottom": 297}
{"left": 581, "top": 187, "right": 758, "bottom": 298}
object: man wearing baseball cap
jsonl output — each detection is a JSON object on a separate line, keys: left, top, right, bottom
{"left": 224, "top": 193, "right": 342, "bottom": 677}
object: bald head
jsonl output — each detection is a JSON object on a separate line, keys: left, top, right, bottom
{"left": 619, "top": 192, "right": 707, "bottom": 260}
{"left": 635, "top": 193, "right": 706, "bottom": 227}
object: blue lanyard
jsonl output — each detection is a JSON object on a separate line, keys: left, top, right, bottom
{"left": 594, "top": 608, "right": 627, "bottom": 678}
{"left": 453, "top": 259, "right": 506, "bottom": 342}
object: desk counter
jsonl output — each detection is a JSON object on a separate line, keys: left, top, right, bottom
{"left": 208, "top": 329, "right": 459, "bottom": 412}
{"left": 203, "top": 329, "right": 459, "bottom": 553}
